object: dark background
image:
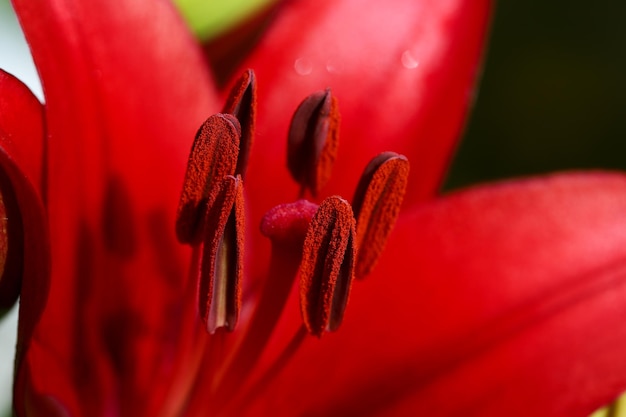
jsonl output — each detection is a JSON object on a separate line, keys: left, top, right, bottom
{"left": 444, "top": 1, "right": 626, "bottom": 191}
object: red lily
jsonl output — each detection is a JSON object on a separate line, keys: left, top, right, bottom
{"left": 2, "top": 0, "right": 625, "bottom": 416}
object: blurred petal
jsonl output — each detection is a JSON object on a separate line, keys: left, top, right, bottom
{"left": 239, "top": 0, "right": 491, "bottom": 216}
{"left": 232, "top": 0, "right": 491, "bottom": 285}
{"left": 246, "top": 172, "right": 626, "bottom": 417}
{"left": 0, "top": 70, "right": 49, "bottom": 416}
{"left": 0, "top": 70, "right": 44, "bottom": 193}
{"left": 0, "top": 70, "right": 46, "bottom": 316}
{"left": 11, "top": 0, "right": 219, "bottom": 413}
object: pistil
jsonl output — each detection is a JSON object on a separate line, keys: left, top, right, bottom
{"left": 209, "top": 200, "right": 318, "bottom": 402}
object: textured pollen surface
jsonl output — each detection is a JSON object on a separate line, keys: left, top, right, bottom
{"left": 299, "top": 196, "right": 356, "bottom": 336}
{"left": 176, "top": 114, "right": 241, "bottom": 244}
{"left": 352, "top": 152, "right": 409, "bottom": 278}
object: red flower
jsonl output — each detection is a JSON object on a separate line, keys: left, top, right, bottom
{"left": 2, "top": 0, "right": 625, "bottom": 416}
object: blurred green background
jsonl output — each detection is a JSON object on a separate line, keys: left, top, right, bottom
{"left": 445, "top": 1, "right": 626, "bottom": 190}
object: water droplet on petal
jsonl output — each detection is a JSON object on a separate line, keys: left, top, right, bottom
{"left": 325, "top": 59, "right": 343, "bottom": 74}
{"left": 294, "top": 58, "right": 313, "bottom": 76}
{"left": 401, "top": 50, "right": 419, "bottom": 69}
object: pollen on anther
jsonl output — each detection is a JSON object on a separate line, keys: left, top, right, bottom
{"left": 352, "top": 152, "right": 409, "bottom": 279}
{"left": 299, "top": 196, "right": 356, "bottom": 337}
{"left": 198, "top": 175, "right": 244, "bottom": 333}
{"left": 176, "top": 114, "right": 241, "bottom": 244}
{"left": 222, "top": 69, "right": 256, "bottom": 179}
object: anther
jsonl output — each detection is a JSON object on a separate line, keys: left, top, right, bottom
{"left": 300, "top": 196, "right": 356, "bottom": 337}
{"left": 287, "top": 89, "right": 340, "bottom": 197}
{"left": 198, "top": 175, "right": 244, "bottom": 334}
{"left": 176, "top": 114, "right": 241, "bottom": 244}
{"left": 351, "top": 152, "right": 409, "bottom": 279}
{"left": 222, "top": 69, "right": 256, "bottom": 179}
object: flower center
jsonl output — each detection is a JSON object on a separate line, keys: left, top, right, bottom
{"left": 176, "top": 68, "right": 411, "bottom": 333}
{"left": 173, "top": 69, "right": 409, "bottom": 412}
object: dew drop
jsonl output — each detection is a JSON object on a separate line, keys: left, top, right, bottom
{"left": 294, "top": 58, "right": 313, "bottom": 76}
{"left": 325, "top": 59, "right": 343, "bottom": 74}
{"left": 401, "top": 50, "right": 419, "bottom": 69}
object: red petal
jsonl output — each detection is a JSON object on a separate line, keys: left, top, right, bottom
{"left": 230, "top": 0, "right": 492, "bottom": 289}
{"left": 243, "top": 172, "right": 626, "bottom": 417}
{"left": 0, "top": 70, "right": 45, "bottom": 193}
{"left": 0, "top": 70, "right": 46, "bottom": 315}
{"left": 0, "top": 70, "right": 50, "bottom": 416}
{"left": 11, "top": 0, "right": 219, "bottom": 413}
{"left": 239, "top": 0, "right": 491, "bottom": 214}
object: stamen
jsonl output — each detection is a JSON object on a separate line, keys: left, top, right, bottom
{"left": 287, "top": 89, "right": 340, "bottom": 197}
{"left": 210, "top": 200, "right": 318, "bottom": 400}
{"left": 222, "top": 69, "right": 256, "bottom": 179}
{"left": 176, "top": 114, "right": 241, "bottom": 244}
{"left": 300, "top": 196, "right": 356, "bottom": 336}
{"left": 351, "top": 152, "right": 409, "bottom": 279}
{"left": 198, "top": 175, "right": 244, "bottom": 334}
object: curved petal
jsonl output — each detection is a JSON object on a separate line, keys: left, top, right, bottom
{"left": 238, "top": 0, "right": 491, "bottom": 216}
{"left": 0, "top": 70, "right": 44, "bottom": 194}
{"left": 11, "top": 0, "right": 220, "bottom": 414}
{"left": 243, "top": 172, "right": 626, "bottom": 417}
{"left": 0, "top": 70, "right": 46, "bottom": 316}
{"left": 0, "top": 70, "right": 50, "bottom": 416}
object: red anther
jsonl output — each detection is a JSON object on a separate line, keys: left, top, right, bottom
{"left": 352, "top": 152, "right": 409, "bottom": 279}
{"left": 300, "top": 196, "right": 356, "bottom": 337}
{"left": 287, "top": 89, "right": 340, "bottom": 197}
{"left": 222, "top": 69, "right": 256, "bottom": 179}
{"left": 198, "top": 175, "right": 244, "bottom": 334}
{"left": 176, "top": 114, "right": 241, "bottom": 244}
